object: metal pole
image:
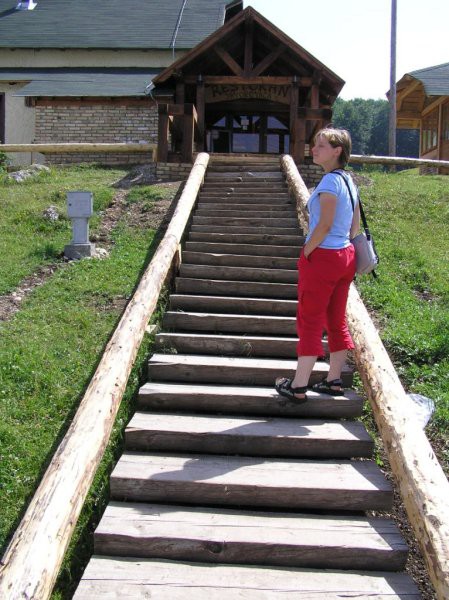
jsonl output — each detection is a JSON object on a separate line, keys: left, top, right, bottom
{"left": 389, "top": 0, "right": 397, "bottom": 157}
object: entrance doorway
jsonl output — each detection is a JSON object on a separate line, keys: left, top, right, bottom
{"left": 207, "top": 113, "right": 290, "bottom": 154}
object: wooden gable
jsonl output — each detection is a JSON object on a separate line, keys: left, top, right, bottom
{"left": 154, "top": 6, "right": 344, "bottom": 105}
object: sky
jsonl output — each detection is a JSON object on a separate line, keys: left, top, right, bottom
{"left": 244, "top": 0, "right": 449, "bottom": 100}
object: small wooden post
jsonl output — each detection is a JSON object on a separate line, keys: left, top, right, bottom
{"left": 157, "top": 104, "right": 169, "bottom": 162}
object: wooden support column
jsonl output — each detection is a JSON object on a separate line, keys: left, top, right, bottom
{"left": 196, "top": 76, "right": 205, "bottom": 151}
{"left": 297, "top": 119, "right": 306, "bottom": 163}
{"left": 157, "top": 104, "right": 169, "bottom": 162}
{"left": 176, "top": 81, "right": 185, "bottom": 105}
{"left": 289, "top": 77, "right": 299, "bottom": 159}
{"left": 182, "top": 104, "right": 196, "bottom": 163}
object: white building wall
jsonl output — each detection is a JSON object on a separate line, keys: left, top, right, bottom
{"left": 0, "top": 48, "right": 184, "bottom": 68}
{"left": 0, "top": 82, "right": 37, "bottom": 166}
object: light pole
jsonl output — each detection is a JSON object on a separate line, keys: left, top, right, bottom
{"left": 389, "top": 0, "right": 397, "bottom": 157}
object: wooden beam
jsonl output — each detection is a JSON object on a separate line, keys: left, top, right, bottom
{"left": 182, "top": 110, "right": 195, "bottom": 163}
{"left": 184, "top": 75, "right": 312, "bottom": 86}
{"left": 214, "top": 46, "right": 244, "bottom": 76}
{"left": 0, "top": 153, "right": 211, "bottom": 600}
{"left": 289, "top": 80, "right": 299, "bottom": 157}
{"left": 244, "top": 17, "right": 254, "bottom": 77}
{"left": 349, "top": 154, "right": 449, "bottom": 168}
{"left": 397, "top": 79, "right": 421, "bottom": 110}
{"left": 297, "top": 107, "right": 333, "bottom": 120}
{"left": 251, "top": 45, "right": 285, "bottom": 77}
{"left": 0, "top": 143, "right": 155, "bottom": 156}
{"left": 176, "top": 82, "right": 185, "bottom": 105}
{"left": 157, "top": 104, "right": 170, "bottom": 162}
{"left": 196, "top": 79, "right": 205, "bottom": 150}
{"left": 281, "top": 152, "right": 449, "bottom": 600}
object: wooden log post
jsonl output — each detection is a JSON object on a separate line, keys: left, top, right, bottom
{"left": 0, "top": 153, "right": 210, "bottom": 600}
{"left": 157, "top": 104, "right": 170, "bottom": 162}
{"left": 280, "top": 153, "right": 449, "bottom": 600}
{"left": 182, "top": 104, "right": 196, "bottom": 163}
{"left": 349, "top": 154, "right": 449, "bottom": 169}
{"left": 196, "top": 78, "right": 205, "bottom": 151}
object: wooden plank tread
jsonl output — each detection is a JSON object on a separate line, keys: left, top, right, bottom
{"left": 74, "top": 557, "right": 420, "bottom": 599}
{"left": 137, "top": 382, "right": 364, "bottom": 418}
{"left": 110, "top": 452, "right": 393, "bottom": 511}
{"left": 94, "top": 502, "right": 407, "bottom": 570}
{"left": 125, "top": 412, "right": 373, "bottom": 457}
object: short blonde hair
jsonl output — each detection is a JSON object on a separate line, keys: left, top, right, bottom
{"left": 313, "top": 126, "right": 352, "bottom": 167}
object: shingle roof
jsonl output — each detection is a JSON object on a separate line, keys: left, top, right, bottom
{"left": 0, "top": 0, "right": 234, "bottom": 49}
{"left": 409, "top": 62, "right": 449, "bottom": 96}
{"left": 1, "top": 68, "right": 162, "bottom": 96}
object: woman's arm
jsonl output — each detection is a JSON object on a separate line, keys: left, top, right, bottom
{"left": 350, "top": 203, "right": 360, "bottom": 239}
{"left": 303, "top": 193, "right": 336, "bottom": 258}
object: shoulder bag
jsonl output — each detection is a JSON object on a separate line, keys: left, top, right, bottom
{"left": 333, "top": 170, "right": 379, "bottom": 276}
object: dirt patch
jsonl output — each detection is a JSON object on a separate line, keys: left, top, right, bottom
{"left": 0, "top": 181, "right": 181, "bottom": 321}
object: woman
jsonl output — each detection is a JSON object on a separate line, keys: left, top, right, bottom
{"left": 275, "top": 126, "right": 360, "bottom": 402}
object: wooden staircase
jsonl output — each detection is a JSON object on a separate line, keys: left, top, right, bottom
{"left": 74, "top": 157, "right": 421, "bottom": 598}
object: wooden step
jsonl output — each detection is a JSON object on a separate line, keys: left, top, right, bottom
{"left": 74, "top": 557, "right": 420, "bottom": 599}
{"left": 192, "top": 216, "right": 298, "bottom": 228}
{"left": 125, "top": 412, "right": 374, "bottom": 458}
{"left": 206, "top": 171, "right": 283, "bottom": 178}
{"left": 185, "top": 241, "right": 300, "bottom": 257}
{"left": 176, "top": 277, "right": 298, "bottom": 299}
{"left": 94, "top": 502, "right": 407, "bottom": 570}
{"left": 196, "top": 203, "right": 293, "bottom": 212}
{"left": 155, "top": 332, "right": 299, "bottom": 358}
{"left": 181, "top": 251, "right": 298, "bottom": 270}
{"left": 188, "top": 232, "right": 303, "bottom": 246}
{"left": 137, "top": 382, "right": 364, "bottom": 418}
{"left": 110, "top": 452, "right": 392, "bottom": 511}
{"left": 147, "top": 354, "right": 353, "bottom": 387}
{"left": 198, "top": 194, "right": 291, "bottom": 203}
{"left": 169, "top": 294, "right": 297, "bottom": 315}
{"left": 190, "top": 225, "right": 301, "bottom": 235}
{"left": 202, "top": 182, "right": 287, "bottom": 189}
{"left": 179, "top": 264, "right": 298, "bottom": 284}
{"left": 194, "top": 208, "right": 297, "bottom": 218}
{"left": 162, "top": 312, "right": 296, "bottom": 335}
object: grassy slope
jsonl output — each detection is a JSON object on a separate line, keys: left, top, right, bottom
{"left": 357, "top": 168, "right": 449, "bottom": 443}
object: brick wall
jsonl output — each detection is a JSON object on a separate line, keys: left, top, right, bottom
{"left": 35, "top": 100, "right": 158, "bottom": 165}
{"left": 156, "top": 162, "right": 193, "bottom": 181}
{"left": 297, "top": 159, "right": 323, "bottom": 188}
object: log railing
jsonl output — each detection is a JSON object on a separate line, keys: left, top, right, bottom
{"left": 0, "top": 152, "right": 210, "bottom": 600}
{"left": 349, "top": 154, "right": 449, "bottom": 169}
{"left": 1, "top": 142, "right": 156, "bottom": 159}
{"left": 281, "top": 153, "right": 449, "bottom": 600}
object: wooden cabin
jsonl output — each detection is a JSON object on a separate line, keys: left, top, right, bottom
{"left": 153, "top": 6, "right": 344, "bottom": 165}
{"left": 395, "top": 62, "right": 449, "bottom": 173}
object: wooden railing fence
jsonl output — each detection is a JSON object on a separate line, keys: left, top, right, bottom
{"left": 281, "top": 154, "right": 449, "bottom": 600}
{"left": 0, "top": 152, "right": 210, "bottom": 600}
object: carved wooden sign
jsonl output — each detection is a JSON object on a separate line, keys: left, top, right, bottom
{"left": 205, "top": 84, "right": 291, "bottom": 105}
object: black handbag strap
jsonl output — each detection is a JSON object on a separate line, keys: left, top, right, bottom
{"left": 331, "top": 169, "right": 370, "bottom": 234}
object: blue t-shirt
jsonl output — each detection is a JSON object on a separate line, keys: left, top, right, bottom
{"left": 306, "top": 170, "right": 358, "bottom": 249}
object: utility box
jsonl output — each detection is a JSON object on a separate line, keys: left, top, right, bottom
{"left": 64, "top": 191, "right": 96, "bottom": 259}
{"left": 67, "top": 191, "right": 93, "bottom": 218}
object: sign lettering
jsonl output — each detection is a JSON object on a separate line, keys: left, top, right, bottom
{"left": 205, "top": 84, "right": 291, "bottom": 105}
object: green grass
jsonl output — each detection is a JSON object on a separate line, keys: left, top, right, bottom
{"left": 356, "top": 168, "right": 449, "bottom": 437}
{"left": 0, "top": 165, "right": 178, "bottom": 598}
{"left": 0, "top": 164, "right": 125, "bottom": 294}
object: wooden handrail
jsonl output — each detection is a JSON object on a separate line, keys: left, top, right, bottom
{"left": 0, "top": 152, "right": 210, "bottom": 600}
{"left": 0, "top": 142, "right": 156, "bottom": 158}
{"left": 350, "top": 154, "right": 449, "bottom": 168}
{"left": 281, "top": 153, "right": 449, "bottom": 600}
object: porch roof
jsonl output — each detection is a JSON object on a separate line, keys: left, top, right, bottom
{"left": 1, "top": 68, "right": 161, "bottom": 97}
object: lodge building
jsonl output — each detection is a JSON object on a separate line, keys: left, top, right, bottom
{"left": 0, "top": 0, "right": 345, "bottom": 183}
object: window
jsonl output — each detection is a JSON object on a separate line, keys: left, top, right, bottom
{"left": 421, "top": 109, "right": 438, "bottom": 154}
{"left": 442, "top": 102, "right": 449, "bottom": 142}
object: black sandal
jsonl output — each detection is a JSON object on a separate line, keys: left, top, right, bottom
{"left": 275, "top": 377, "right": 308, "bottom": 404}
{"left": 311, "top": 377, "right": 344, "bottom": 396}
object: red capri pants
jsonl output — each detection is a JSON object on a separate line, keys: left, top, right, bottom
{"left": 296, "top": 245, "right": 356, "bottom": 357}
